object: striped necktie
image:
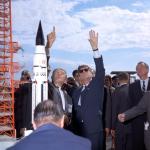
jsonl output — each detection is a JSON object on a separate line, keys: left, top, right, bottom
{"left": 142, "top": 80, "right": 146, "bottom": 92}
{"left": 78, "top": 86, "right": 85, "bottom": 106}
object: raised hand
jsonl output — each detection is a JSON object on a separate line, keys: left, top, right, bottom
{"left": 46, "top": 26, "right": 56, "bottom": 50}
{"left": 88, "top": 30, "right": 98, "bottom": 50}
{"left": 111, "top": 129, "right": 115, "bottom": 137}
{"left": 118, "top": 113, "right": 126, "bottom": 122}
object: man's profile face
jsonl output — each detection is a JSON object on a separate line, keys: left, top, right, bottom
{"left": 74, "top": 73, "right": 79, "bottom": 82}
{"left": 105, "top": 77, "right": 111, "bottom": 87}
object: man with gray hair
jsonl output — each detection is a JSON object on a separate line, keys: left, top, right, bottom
{"left": 48, "top": 68, "right": 72, "bottom": 129}
{"left": 7, "top": 100, "right": 91, "bottom": 150}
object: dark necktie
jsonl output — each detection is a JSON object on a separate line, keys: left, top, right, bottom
{"left": 78, "top": 86, "right": 85, "bottom": 106}
{"left": 142, "top": 80, "right": 146, "bottom": 92}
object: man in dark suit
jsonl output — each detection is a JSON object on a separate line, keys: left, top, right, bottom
{"left": 72, "top": 30, "right": 105, "bottom": 150}
{"left": 45, "top": 27, "right": 72, "bottom": 117}
{"left": 48, "top": 68, "right": 72, "bottom": 129}
{"left": 8, "top": 100, "right": 91, "bottom": 150}
{"left": 111, "top": 72, "right": 133, "bottom": 150}
{"left": 14, "top": 70, "right": 32, "bottom": 138}
{"left": 118, "top": 91, "right": 150, "bottom": 150}
{"left": 103, "top": 75, "right": 115, "bottom": 149}
{"left": 129, "top": 61, "right": 150, "bottom": 150}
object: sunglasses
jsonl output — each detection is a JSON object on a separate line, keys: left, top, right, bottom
{"left": 79, "top": 68, "right": 89, "bottom": 73}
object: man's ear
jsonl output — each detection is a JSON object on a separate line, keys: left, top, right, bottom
{"left": 60, "top": 115, "right": 65, "bottom": 128}
{"left": 32, "top": 121, "right": 37, "bottom": 130}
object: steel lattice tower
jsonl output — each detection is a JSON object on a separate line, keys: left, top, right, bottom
{"left": 0, "top": 0, "right": 20, "bottom": 137}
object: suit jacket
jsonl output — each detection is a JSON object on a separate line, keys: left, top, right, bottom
{"left": 103, "top": 86, "right": 115, "bottom": 129}
{"left": 125, "top": 91, "right": 150, "bottom": 150}
{"left": 112, "top": 84, "right": 132, "bottom": 135}
{"left": 48, "top": 82, "right": 72, "bottom": 115}
{"left": 129, "top": 79, "right": 150, "bottom": 150}
{"left": 15, "top": 83, "right": 32, "bottom": 138}
{"left": 72, "top": 57, "right": 105, "bottom": 136}
{"left": 7, "top": 124, "right": 91, "bottom": 150}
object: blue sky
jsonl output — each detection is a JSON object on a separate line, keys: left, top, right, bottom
{"left": 12, "top": 0, "right": 150, "bottom": 79}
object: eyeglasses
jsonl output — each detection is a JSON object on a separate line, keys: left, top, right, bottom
{"left": 79, "top": 68, "right": 89, "bottom": 73}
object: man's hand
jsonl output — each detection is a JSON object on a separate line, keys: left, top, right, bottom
{"left": 105, "top": 128, "right": 110, "bottom": 137}
{"left": 88, "top": 30, "right": 98, "bottom": 50}
{"left": 111, "top": 129, "right": 115, "bottom": 137}
{"left": 45, "top": 26, "right": 56, "bottom": 50}
{"left": 20, "top": 128, "right": 26, "bottom": 136}
{"left": 118, "top": 113, "right": 126, "bottom": 122}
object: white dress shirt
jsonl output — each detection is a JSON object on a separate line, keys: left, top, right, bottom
{"left": 140, "top": 78, "right": 149, "bottom": 91}
{"left": 58, "top": 87, "right": 65, "bottom": 111}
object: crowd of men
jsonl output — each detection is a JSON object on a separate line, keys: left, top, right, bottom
{"left": 11, "top": 28, "right": 150, "bottom": 150}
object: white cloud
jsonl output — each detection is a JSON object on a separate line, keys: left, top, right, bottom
{"left": 75, "top": 6, "right": 150, "bottom": 51}
{"left": 12, "top": 0, "right": 84, "bottom": 47}
{"left": 12, "top": 1, "right": 150, "bottom": 54}
{"left": 10, "top": 0, "right": 150, "bottom": 78}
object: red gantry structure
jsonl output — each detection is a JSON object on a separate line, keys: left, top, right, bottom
{"left": 0, "top": 0, "right": 20, "bottom": 137}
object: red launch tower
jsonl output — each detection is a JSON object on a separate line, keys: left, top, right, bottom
{"left": 0, "top": 0, "right": 20, "bottom": 137}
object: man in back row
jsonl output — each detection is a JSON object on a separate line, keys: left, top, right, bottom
{"left": 129, "top": 61, "right": 150, "bottom": 150}
{"left": 7, "top": 100, "right": 91, "bottom": 150}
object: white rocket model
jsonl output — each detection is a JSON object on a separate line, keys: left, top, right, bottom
{"left": 32, "top": 21, "right": 48, "bottom": 112}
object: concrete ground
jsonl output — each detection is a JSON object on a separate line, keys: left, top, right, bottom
{"left": 0, "top": 136, "right": 17, "bottom": 150}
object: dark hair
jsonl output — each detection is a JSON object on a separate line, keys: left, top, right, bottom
{"left": 136, "top": 61, "right": 149, "bottom": 71}
{"left": 20, "top": 70, "right": 31, "bottom": 81}
{"left": 78, "top": 65, "right": 89, "bottom": 72}
{"left": 118, "top": 72, "right": 129, "bottom": 81}
{"left": 112, "top": 75, "right": 118, "bottom": 80}
{"left": 72, "top": 69, "right": 78, "bottom": 77}
{"left": 105, "top": 75, "right": 112, "bottom": 83}
{"left": 34, "top": 100, "right": 64, "bottom": 125}
{"left": 67, "top": 77, "right": 77, "bottom": 86}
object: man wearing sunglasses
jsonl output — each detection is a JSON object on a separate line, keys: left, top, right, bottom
{"left": 72, "top": 30, "right": 105, "bottom": 150}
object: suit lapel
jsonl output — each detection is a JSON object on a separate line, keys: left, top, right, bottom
{"left": 136, "top": 80, "right": 143, "bottom": 96}
{"left": 147, "top": 78, "right": 150, "bottom": 91}
{"left": 80, "top": 86, "right": 89, "bottom": 106}
{"left": 63, "top": 91, "right": 68, "bottom": 111}
{"left": 54, "top": 87, "right": 63, "bottom": 107}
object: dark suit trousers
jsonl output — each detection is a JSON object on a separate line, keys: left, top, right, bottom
{"left": 115, "top": 133, "right": 133, "bottom": 150}
{"left": 86, "top": 131, "right": 104, "bottom": 150}
{"left": 144, "top": 130, "right": 150, "bottom": 150}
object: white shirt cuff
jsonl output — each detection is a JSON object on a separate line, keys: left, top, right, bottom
{"left": 93, "top": 50, "right": 101, "bottom": 58}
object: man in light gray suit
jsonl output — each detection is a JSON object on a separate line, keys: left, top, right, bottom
{"left": 118, "top": 91, "right": 150, "bottom": 150}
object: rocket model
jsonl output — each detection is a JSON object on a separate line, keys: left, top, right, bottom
{"left": 32, "top": 21, "right": 48, "bottom": 112}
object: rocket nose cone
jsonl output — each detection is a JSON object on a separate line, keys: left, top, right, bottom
{"left": 36, "top": 20, "right": 45, "bottom": 45}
